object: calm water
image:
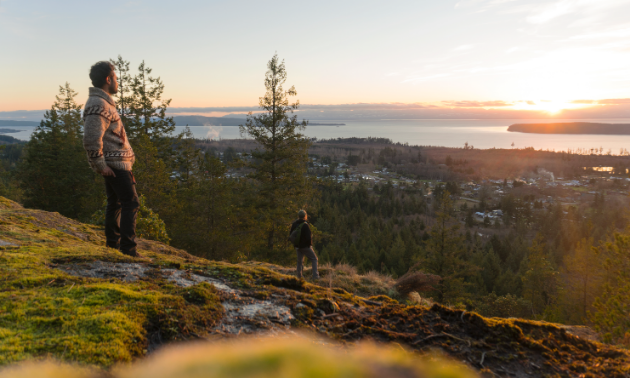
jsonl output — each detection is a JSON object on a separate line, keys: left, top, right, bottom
{"left": 5, "top": 118, "right": 630, "bottom": 152}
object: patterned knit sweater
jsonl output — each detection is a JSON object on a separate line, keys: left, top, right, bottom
{"left": 83, "top": 87, "right": 135, "bottom": 172}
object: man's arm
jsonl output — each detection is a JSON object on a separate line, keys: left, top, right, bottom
{"left": 83, "top": 113, "right": 110, "bottom": 174}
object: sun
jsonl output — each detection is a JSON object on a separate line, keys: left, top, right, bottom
{"left": 511, "top": 100, "right": 592, "bottom": 115}
{"left": 534, "top": 101, "right": 567, "bottom": 115}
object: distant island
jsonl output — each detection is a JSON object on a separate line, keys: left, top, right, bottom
{"left": 0, "top": 120, "right": 39, "bottom": 127}
{"left": 508, "top": 122, "right": 630, "bottom": 135}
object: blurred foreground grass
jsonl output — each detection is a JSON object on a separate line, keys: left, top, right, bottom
{"left": 0, "top": 335, "right": 478, "bottom": 378}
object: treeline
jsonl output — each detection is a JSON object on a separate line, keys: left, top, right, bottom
{"left": 307, "top": 177, "right": 630, "bottom": 344}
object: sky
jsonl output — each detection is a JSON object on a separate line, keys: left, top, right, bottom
{"left": 1, "top": 0, "right": 629, "bottom": 120}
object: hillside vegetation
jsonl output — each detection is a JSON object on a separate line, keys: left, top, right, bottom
{"left": 0, "top": 197, "right": 629, "bottom": 377}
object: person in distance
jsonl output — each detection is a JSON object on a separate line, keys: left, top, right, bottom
{"left": 289, "top": 210, "right": 320, "bottom": 280}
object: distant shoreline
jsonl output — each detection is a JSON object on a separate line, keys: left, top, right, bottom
{"left": 508, "top": 122, "right": 630, "bottom": 135}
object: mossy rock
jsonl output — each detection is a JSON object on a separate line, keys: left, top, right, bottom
{"left": 1, "top": 197, "right": 629, "bottom": 378}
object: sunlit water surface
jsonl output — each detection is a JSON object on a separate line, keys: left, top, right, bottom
{"left": 5, "top": 118, "right": 630, "bottom": 152}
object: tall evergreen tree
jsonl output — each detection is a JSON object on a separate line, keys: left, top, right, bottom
{"left": 128, "top": 61, "right": 176, "bottom": 143}
{"left": 591, "top": 230, "right": 630, "bottom": 344}
{"left": 421, "top": 193, "right": 478, "bottom": 304}
{"left": 522, "top": 234, "right": 559, "bottom": 317}
{"left": 561, "top": 238, "right": 602, "bottom": 323}
{"left": 19, "top": 83, "right": 101, "bottom": 219}
{"left": 109, "top": 55, "right": 133, "bottom": 125}
{"left": 239, "top": 54, "right": 312, "bottom": 260}
{"left": 123, "top": 60, "right": 177, "bottom": 218}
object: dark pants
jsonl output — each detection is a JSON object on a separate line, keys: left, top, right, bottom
{"left": 296, "top": 246, "right": 319, "bottom": 279}
{"left": 104, "top": 169, "right": 140, "bottom": 256}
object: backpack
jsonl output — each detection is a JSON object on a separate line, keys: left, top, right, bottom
{"left": 288, "top": 222, "right": 307, "bottom": 247}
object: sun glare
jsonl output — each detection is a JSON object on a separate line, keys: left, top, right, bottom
{"left": 509, "top": 100, "right": 593, "bottom": 115}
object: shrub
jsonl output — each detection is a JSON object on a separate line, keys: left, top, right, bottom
{"left": 90, "top": 195, "right": 170, "bottom": 244}
{"left": 475, "top": 293, "right": 532, "bottom": 318}
{"left": 394, "top": 270, "right": 441, "bottom": 297}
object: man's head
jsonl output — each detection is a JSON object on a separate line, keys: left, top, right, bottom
{"left": 89, "top": 61, "right": 118, "bottom": 95}
{"left": 298, "top": 210, "right": 307, "bottom": 220}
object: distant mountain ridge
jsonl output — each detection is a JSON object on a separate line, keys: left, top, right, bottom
{"left": 508, "top": 122, "right": 630, "bottom": 135}
{"left": 172, "top": 116, "right": 245, "bottom": 126}
{"left": 0, "top": 120, "right": 40, "bottom": 126}
{"left": 171, "top": 115, "right": 344, "bottom": 126}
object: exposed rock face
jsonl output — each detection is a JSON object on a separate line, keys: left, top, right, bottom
{"left": 59, "top": 261, "right": 295, "bottom": 336}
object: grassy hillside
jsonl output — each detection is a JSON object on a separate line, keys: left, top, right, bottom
{"left": 0, "top": 197, "right": 628, "bottom": 377}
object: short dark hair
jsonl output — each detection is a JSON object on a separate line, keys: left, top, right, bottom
{"left": 89, "top": 61, "right": 115, "bottom": 88}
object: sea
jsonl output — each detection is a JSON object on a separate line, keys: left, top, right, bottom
{"left": 4, "top": 118, "right": 630, "bottom": 152}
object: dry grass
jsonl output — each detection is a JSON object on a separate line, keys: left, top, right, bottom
{"left": 408, "top": 292, "right": 435, "bottom": 307}
{"left": 394, "top": 270, "right": 441, "bottom": 297}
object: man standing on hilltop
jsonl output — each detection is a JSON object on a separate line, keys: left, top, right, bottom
{"left": 83, "top": 61, "right": 140, "bottom": 257}
{"left": 290, "top": 210, "right": 320, "bottom": 280}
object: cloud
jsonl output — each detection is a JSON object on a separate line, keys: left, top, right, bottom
{"left": 571, "top": 100, "right": 596, "bottom": 104}
{"left": 453, "top": 44, "right": 475, "bottom": 52}
{"left": 525, "top": 0, "right": 630, "bottom": 24}
{"left": 598, "top": 98, "right": 630, "bottom": 105}
{"left": 441, "top": 100, "right": 513, "bottom": 108}
{"left": 527, "top": 1, "right": 575, "bottom": 24}
{"left": 567, "top": 26, "right": 630, "bottom": 41}
{"left": 401, "top": 73, "right": 450, "bottom": 84}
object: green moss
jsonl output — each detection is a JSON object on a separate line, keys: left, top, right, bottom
{"left": 0, "top": 200, "right": 225, "bottom": 367}
{"left": 1, "top": 196, "right": 629, "bottom": 378}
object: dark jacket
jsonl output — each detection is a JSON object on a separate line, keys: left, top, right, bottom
{"left": 290, "top": 219, "right": 312, "bottom": 248}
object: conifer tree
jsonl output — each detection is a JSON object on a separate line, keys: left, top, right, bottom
{"left": 127, "top": 61, "right": 176, "bottom": 143}
{"left": 421, "top": 192, "right": 478, "bottom": 304}
{"left": 561, "top": 238, "right": 602, "bottom": 323}
{"left": 522, "top": 234, "right": 559, "bottom": 316}
{"left": 19, "top": 83, "right": 101, "bottom": 219}
{"left": 591, "top": 231, "right": 630, "bottom": 344}
{"left": 123, "top": 60, "right": 177, "bottom": 218}
{"left": 239, "top": 54, "right": 312, "bottom": 260}
{"left": 109, "top": 55, "right": 133, "bottom": 125}
{"left": 170, "top": 142, "right": 241, "bottom": 261}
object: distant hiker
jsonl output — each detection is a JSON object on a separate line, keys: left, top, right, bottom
{"left": 289, "top": 210, "right": 319, "bottom": 279}
{"left": 83, "top": 61, "right": 140, "bottom": 257}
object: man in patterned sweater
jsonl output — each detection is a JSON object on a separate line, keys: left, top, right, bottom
{"left": 84, "top": 61, "right": 141, "bottom": 257}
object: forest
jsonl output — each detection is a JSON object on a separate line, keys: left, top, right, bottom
{"left": 2, "top": 54, "right": 630, "bottom": 348}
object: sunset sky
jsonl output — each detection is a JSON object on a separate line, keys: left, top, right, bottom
{"left": 1, "top": 0, "right": 629, "bottom": 119}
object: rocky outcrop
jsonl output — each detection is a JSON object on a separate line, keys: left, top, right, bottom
{"left": 0, "top": 197, "right": 627, "bottom": 377}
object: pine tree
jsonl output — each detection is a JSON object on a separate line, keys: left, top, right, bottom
{"left": 19, "top": 83, "right": 101, "bottom": 219}
{"left": 421, "top": 193, "right": 478, "bottom": 304}
{"left": 561, "top": 238, "right": 602, "bottom": 323}
{"left": 123, "top": 60, "right": 178, "bottom": 218}
{"left": 591, "top": 230, "right": 630, "bottom": 344}
{"left": 109, "top": 55, "right": 133, "bottom": 125}
{"left": 521, "top": 234, "right": 559, "bottom": 316}
{"left": 239, "top": 54, "right": 312, "bottom": 260}
{"left": 172, "top": 147, "right": 242, "bottom": 261}
{"left": 127, "top": 61, "right": 176, "bottom": 143}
